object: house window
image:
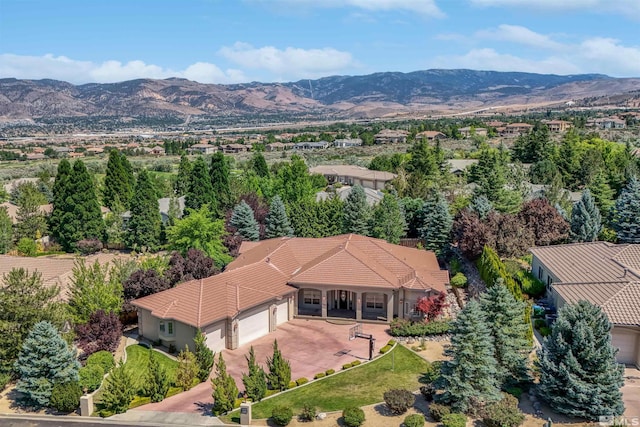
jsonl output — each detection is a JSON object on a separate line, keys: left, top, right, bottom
{"left": 159, "top": 321, "right": 174, "bottom": 336}
{"left": 547, "top": 276, "right": 553, "bottom": 287}
{"left": 159, "top": 321, "right": 165, "bottom": 333}
{"left": 304, "top": 290, "right": 321, "bottom": 305}
{"left": 366, "top": 294, "right": 384, "bottom": 310}
{"left": 168, "top": 322, "right": 174, "bottom": 335}
{"left": 538, "top": 266, "right": 543, "bottom": 280}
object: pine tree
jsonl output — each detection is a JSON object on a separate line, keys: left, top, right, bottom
{"left": 57, "top": 160, "right": 104, "bottom": 251}
{"left": 266, "top": 340, "right": 291, "bottom": 391}
{"left": 14, "top": 321, "right": 80, "bottom": 407}
{"left": 589, "top": 171, "right": 615, "bottom": 217}
{"left": 185, "top": 157, "right": 217, "bottom": 215}
{"left": 211, "top": 353, "right": 239, "bottom": 415}
{"left": 251, "top": 152, "right": 270, "bottom": 178}
{"left": 104, "top": 150, "right": 133, "bottom": 210}
{"left": 0, "top": 206, "right": 12, "bottom": 254}
{"left": 101, "top": 361, "right": 135, "bottom": 414}
{"left": 537, "top": 301, "right": 624, "bottom": 420}
{"left": 50, "top": 159, "right": 73, "bottom": 245}
{"left": 419, "top": 193, "right": 453, "bottom": 255}
{"left": 480, "top": 281, "right": 531, "bottom": 387}
{"left": 15, "top": 182, "right": 48, "bottom": 241}
{"left": 210, "top": 152, "right": 232, "bottom": 210}
{"left": 612, "top": 176, "right": 640, "bottom": 243}
{"left": 343, "top": 185, "right": 371, "bottom": 235}
{"left": 570, "top": 189, "right": 602, "bottom": 242}
{"left": 265, "top": 195, "right": 293, "bottom": 238}
{"left": 194, "top": 329, "right": 215, "bottom": 382}
{"left": 371, "top": 193, "right": 405, "bottom": 244}
{"left": 126, "top": 169, "right": 162, "bottom": 251}
{"left": 242, "top": 346, "right": 267, "bottom": 402}
{"left": 175, "top": 155, "right": 192, "bottom": 196}
{"left": 143, "top": 352, "right": 169, "bottom": 402}
{"left": 176, "top": 346, "right": 198, "bottom": 391}
{"left": 230, "top": 200, "right": 260, "bottom": 241}
{"left": 436, "top": 300, "right": 501, "bottom": 413}
{"left": 469, "top": 195, "right": 493, "bottom": 219}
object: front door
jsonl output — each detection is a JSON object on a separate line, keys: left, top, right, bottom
{"left": 338, "top": 290, "right": 348, "bottom": 310}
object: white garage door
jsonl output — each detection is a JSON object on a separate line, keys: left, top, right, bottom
{"left": 277, "top": 299, "right": 289, "bottom": 326}
{"left": 204, "top": 321, "right": 226, "bottom": 353}
{"left": 239, "top": 307, "right": 270, "bottom": 346}
{"left": 611, "top": 329, "right": 638, "bottom": 365}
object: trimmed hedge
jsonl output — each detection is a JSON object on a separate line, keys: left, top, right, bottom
{"left": 442, "top": 413, "right": 467, "bottom": 427}
{"left": 380, "top": 345, "right": 392, "bottom": 354}
{"left": 342, "top": 406, "right": 365, "bottom": 427}
{"left": 351, "top": 360, "right": 361, "bottom": 366}
{"left": 79, "top": 364, "right": 104, "bottom": 393}
{"left": 314, "top": 372, "right": 326, "bottom": 379}
{"left": 50, "top": 381, "right": 82, "bottom": 413}
{"left": 383, "top": 388, "right": 415, "bottom": 415}
{"left": 429, "top": 403, "right": 451, "bottom": 421}
{"left": 342, "top": 363, "right": 352, "bottom": 370}
{"left": 271, "top": 405, "right": 293, "bottom": 426}
{"left": 450, "top": 272, "right": 468, "bottom": 288}
{"left": 404, "top": 413, "right": 425, "bottom": 427}
{"left": 86, "top": 350, "right": 115, "bottom": 373}
{"left": 389, "top": 319, "right": 451, "bottom": 337}
{"left": 295, "top": 378, "right": 308, "bottom": 386}
{"left": 483, "top": 394, "right": 525, "bottom": 427}
{"left": 287, "top": 381, "right": 297, "bottom": 389}
{"left": 325, "top": 369, "right": 335, "bottom": 375}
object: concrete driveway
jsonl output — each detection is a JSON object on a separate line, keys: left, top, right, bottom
{"left": 623, "top": 367, "right": 640, "bottom": 418}
{"left": 135, "top": 319, "right": 391, "bottom": 414}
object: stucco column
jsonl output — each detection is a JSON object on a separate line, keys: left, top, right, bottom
{"left": 386, "top": 292, "right": 394, "bottom": 322}
{"left": 355, "top": 292, "right": 362, "bottom": 321}
{"left": 321, "top": 289, "right": 327, "bottom": 318}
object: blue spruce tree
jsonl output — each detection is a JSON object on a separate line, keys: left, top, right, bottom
{"left": 612, "top": 176, "right": 640, "bottom": 243}
{"left": 570, "top": 189, "right": 601, "bottom": 242}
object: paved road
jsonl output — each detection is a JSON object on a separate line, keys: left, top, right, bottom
{"left": 0, "top": 413, "right": 224, "bottom": 427}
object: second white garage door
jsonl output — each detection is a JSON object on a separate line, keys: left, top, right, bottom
{"left": 239, "top": 306, "right": 270, "bottom": 346}
{"left": 612, "top": 328, "right": 638, "bottom": 365}
{"left": 277, "top": 299, "right": 289, "bottom": 326}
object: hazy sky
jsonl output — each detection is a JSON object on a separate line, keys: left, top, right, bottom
{"left": 1, "top": 0, "right": 639, "bottom": 84}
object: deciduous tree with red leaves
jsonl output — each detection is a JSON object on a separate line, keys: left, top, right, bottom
{"left": 518, "top": 198, "right": 569, "bottom": 246}
{"left": 165, "top": 249, "right": 218, "bottom": 286}
{"left": 415, "top": 292, "right": 448, "bottom": 321}
{"left": 75, "top": 310, "right": 122, "bottom": 356}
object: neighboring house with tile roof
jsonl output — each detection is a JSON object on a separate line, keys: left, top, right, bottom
{"left": 310, "top": 165, "right": 396, "bottom": 191}
{"left": 132, "top": 234, "right": 449, "bottom": 353}
{"left": 316, "top": 186, "right": 384, "bottom": 206}
{"left": 531, "top": 242, "right": 640, "bottom": 367}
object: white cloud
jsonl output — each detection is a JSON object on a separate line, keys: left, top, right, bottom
{"left": 250, "top": 0, "right": 444, "bottom": 17}
{"left": 218, "top": 42, "right": 356, "bottom": 80}
{"left": 469, "top": 0, "right": 640, "bottom": 15}
{"left": 578, "top": 38, "right": 640, "bottom": 77}
{"left": 475, "top": 25, "right": 565, "bottom": 50}
{"left": 0, "top": 54, "right": 247, "bottom": 84}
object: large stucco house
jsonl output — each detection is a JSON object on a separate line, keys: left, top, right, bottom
{"left": 132, "top": 234, "right": 449, "bottom": 353}
{"left": 531, "top": 242, "right": 640, "bottom": 368}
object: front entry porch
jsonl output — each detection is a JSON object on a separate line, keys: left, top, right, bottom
{"left": 296, "top": 288, "right": 394, "bottom": 322}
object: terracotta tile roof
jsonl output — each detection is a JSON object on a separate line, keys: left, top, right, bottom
{"left": 553, "top": 282, "right": 640, "bottom": 326}
{"left": 309, "top": 165, "right": 397, "bottom": 182}
{"left": 530, "top": 242, "right": 640, "bottom": 283}
{"left": 133, "top": 235, "right": 449, "bottom": 327}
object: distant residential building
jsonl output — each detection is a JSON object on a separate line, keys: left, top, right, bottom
{"left": 334, "top": 138, "right": 362, "bottom": 148}
{"left": 123, "top": 196, "right": 185, "bottom": 225}
{"left": 447, "top": 159, "right": 478, "bottom": 176}
{"left": 459, "top": 127, "right": 487, "bottom": 138}
{"left": 590, "top": 118, "right": 627, "bottom": 130}
{"left": 545, "top": 120, "right": 573, "bottom": 133}
{"left": 503, "top": 123, "right": 534, "bottom": 136}
{"left": 316, "top": 186, "right": 384, "bottom": 206}
{"left": 219, "top": 143, "right": 250, "bottom": 154}
{"left": 310, "top": 165, "right": 396, "bottom": 191}
{"left": 265, "top": 142, "right": 286, "bottom": 151}
{"left": 189, "top": 143, "right": 217, "bottom": 155}
{"left": 374, "top": 129, "right": 408, "bottom": 144}
{"left": 294, "top": 141, "right": 330, "bottom": 150}
{"left": 149, "top": 145, "right": 165, "bottom": 156}
{"left": 416, "top": 131, "right": 446, "bottom": 141}
{"left": 0, "top": 202, "right": 53, "bottom": 224}
{"left": 487, "top": 120, "right": 505, "bottom": 127}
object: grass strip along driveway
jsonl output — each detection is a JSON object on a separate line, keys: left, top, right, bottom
{"left": 249, "top": 344, "right": 432, "bottom": 419}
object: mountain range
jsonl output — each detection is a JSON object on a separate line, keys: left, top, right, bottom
{"left": 1, "top": 69, "right": 639, "bottom": 121}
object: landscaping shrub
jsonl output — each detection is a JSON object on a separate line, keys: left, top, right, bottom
{"left": 505, "top": 387, "right": 523, "bottom": 399}
{"left": 342, "top": 363, "right": 352, "bottom": 370}
{"left": 383, "top": 388, "right": 415, "bottom": 414}
{"left": 76, "top": 310, "right": 122, "bottom": 356}
{"left": 404, "top": 413, "right": 425, "bottom": 427}
{"left": 271, "top": 405, "right": 293, "bottom": 426}
{"left": 380, "top": 345, "right": 392, "bottom": 354}
{"left": 342, "top": 406, "right": 366, "bottom": 427}
{"left": 79, "top": 364, "right": 104, "bottom": 393}
{"left": 442, "top": 413, "right": 467, "bottom": 427}
{"left": 539, "top": 326, "right": 552, "bottom": 336}
{"left": 314, "top": 372, "right": 325, "bottom": 379}
{"left": 17, "top": 237, "right": 37, "bottom": 256}
{"left": 389, "top": 319, "right": 451, "bottom": 337}
{"left": 287, "top": 381, "right": 297, "bottom": 389}
{"left": 450, "top": 272, "right": 468, "bottom": 288}
{"left": 422, "top": 360, "right": 443, "bottom": 384}
{"left": 450, "top": 258, "right": 462, "bottom": 275}
{"left": 50, "top": 381, "right": 82, "bottom": 413}
{"left": 0, "top": 373, "right": 11, "bottom": 392}
{"left": 325, "top": 369, "right": 335, "bottom": 375}
{"left": 86, "top": 350, "right": 115, "bottom": 373}
{"left": 76, "top": 238, "right": 103, "bottom": 255}
{"left": 534, "top": 319, "right": 546, "bottom": 330}
{"left": 387, "top": 339, "right": 396, "bottom": 346}
{"left": 482, "top": 394, "right": 525, "bottom": 427}
{"left": 299, "top": 402, "right": 316, "bottom": 422}
{"left": 420, "top": 384, "right": 435, "bottom": 401}
{"left": 351, "top": 360, "right": 361, "bottom": 366}
{"left": 429, "top": 403, "right": 451, "bottom": 421}
{"left": 513, "top": 270, "right": 545, "bottom": 297}
{"left": 295, "top": 377, "right": 308, "bottom": 386}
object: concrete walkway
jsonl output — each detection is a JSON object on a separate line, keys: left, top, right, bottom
{"left": 108, "top": 410, "right": 223, "bottom": 426}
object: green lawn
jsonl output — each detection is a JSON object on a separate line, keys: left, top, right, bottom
{"left": 249, "top": 345, "right": 432, "bottom": 419}
{"left": 125, "top": 344, "right": 179, "bottom": 389}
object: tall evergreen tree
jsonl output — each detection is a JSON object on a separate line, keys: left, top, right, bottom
{"left": 570, "top": 189, "right": 602, "bottom": 242}
{"left": 242, "top": 346, "right": 267, "bottom": 402}
{"left": 15, "top": 183, "right": 48, "bottom": 241}
{"left": 210, "top": 152, "right": 232, "bottom": 210}
{"left": 419, "top": 193, "right": 453, "bottom": 255}
{"left": 14, "top": 321, "right": 80, "bottom": 407}
{"left": 266, "top": 339, "right": 291, "bottom": 391}
{"left": 103, "top": 150, "right": 133, "bottom": 210}
{"left": 57, "top": 160, "right": 104, "bottom": 251}
{"left": 251, "top": 152, "right": 270, "bottom": 178}
{"left": 194, "top": 329, "right": 215, "bottom": 382}
{"left": 49, "top": 159, "right": 73, "bottom": 244}
{"left": 589, "top": 171, "right": 615, "bottom": 217}
{"left": 537, "top": 301, "right": 624, "bottom": 420}
{"left": 436, "top": 300, "right": 501, "bottom": 413}
{"left": 612, "top": 176, "right": 640, "bottom": 243}
{"left": 469, "top": 195, "right": 493, "bottom": 219}
{"left": 101, "top": 361, "right": 135, "bottom": 414}
{"left": 230, "top": 200, "right": 260, "bottom": 241}
{"left": 126, "top": 169, "right": 162, "bottom": 251}
{"left": 480, "top": 281, "right": 531, "bottom": 387}
{"left": 211, "top": 353, "right": 239, "bottom": 415}
{"left": 185, "top": 157, "right": 217, "bottom": 214}
{"left": 343, "top": 185, "right": 371, "bottom": 235}
{"left": 371, "top": 193, "right": 405, "bottom": 244}
{"left": 0, "top": 206, "right": 12, "bottom": 254}
{"left": 143, "top": 352, "right": 169, "bottom": 402}
{"left": 175, "top": 155, "right": 192, "bottom": 196}
{"left": 265, "top": 195, "right": 293, "bottom": 238}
